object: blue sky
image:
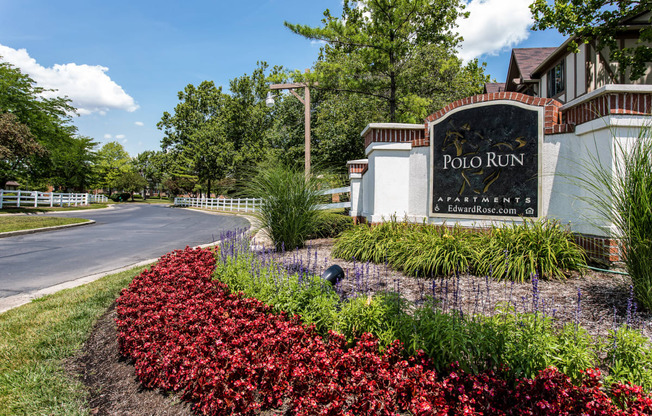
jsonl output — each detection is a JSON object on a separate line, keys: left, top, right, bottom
{"left": 0, "top": 0, "right": 566, "bottom": 156}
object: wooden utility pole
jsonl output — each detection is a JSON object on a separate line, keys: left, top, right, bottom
{"left": 269, "top": 69, "right": 313, "bottom": 178}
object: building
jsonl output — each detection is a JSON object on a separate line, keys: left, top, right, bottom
{"left": 347, "top": 21, "right": 652, "bottom": 264}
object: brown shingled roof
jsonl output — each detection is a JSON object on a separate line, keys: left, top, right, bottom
{"left": 512, "top": 48, "right": 557, "bottom": 80}
{"left": 483, "top": 83, "right": 506, "bottom": 93}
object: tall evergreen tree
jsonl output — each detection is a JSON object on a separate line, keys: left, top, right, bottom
{"left": 285, "top": 0, "right": 487, "bottom": 122}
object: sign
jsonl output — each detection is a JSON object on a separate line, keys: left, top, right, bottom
{"left": 430, "top": 102, "right": 541, "bottom": 218}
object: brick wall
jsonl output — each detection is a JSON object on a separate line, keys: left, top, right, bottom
{"left": 563, "top": 92, "right": 652, "bottom": 126}
{"left": 348, "top": 162, "right": 368, "bottom": 176}
{"left": 363, "top": 127, "right": 424, "bottom": 149}
{"left": 418, "top": 92, "right": 575, "bottom": 147}
{"left": 574, "top": 234, "right": 621, "bottom": 264}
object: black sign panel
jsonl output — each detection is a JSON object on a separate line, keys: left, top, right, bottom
{"left": 431, "top": 104, "right": 539, "bottom": 218}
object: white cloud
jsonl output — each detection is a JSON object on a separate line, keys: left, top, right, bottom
{"left": 0, "top": 44, "right": 139, "bottom": 116}
{"left": 116, "top": 134, "right": 126, "bottom": 139}
{"left": 134, "top": 121, "right": 144, "bottom": 127}
{"left": 122, "top": 139, "right": 128, "bottom": 144}
{"left": 456, "top": 0, "right": 533, "bottom": 62}
{"left": 103, "top": 134, "right": 112, "bottom": 139}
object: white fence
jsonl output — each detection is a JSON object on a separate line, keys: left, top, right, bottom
{"left": 0, "top": 190, "right": 107, "bottom": 209}
{"left": 174, "top": 197, "right": 262, "bottom": 213}
{"left": 174, "top": 186, "right": 352, "bottom": 213}
{"left": 317, "top": 186, "right": 351, "bottom": 210}
{"left": 89, "top": 194, "right": 109, "bottom": 203}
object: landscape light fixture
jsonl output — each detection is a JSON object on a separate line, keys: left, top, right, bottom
{"left": 268, "top": 69, "right": 314, "bottom": 178}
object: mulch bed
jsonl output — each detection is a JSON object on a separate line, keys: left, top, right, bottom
{"left": 65, "top": 303, "right": 194, "bottom": 416}
{"left": 67, "top": 238, "right": 651, "bottom": 415}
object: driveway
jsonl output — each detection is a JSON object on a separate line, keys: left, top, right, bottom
{"left": 0, "top": 204, "right": 249, "bottom": 301}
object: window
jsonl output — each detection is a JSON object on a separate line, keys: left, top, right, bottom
{"left": 547, "top": 60, "right": 565, "bottom": 97}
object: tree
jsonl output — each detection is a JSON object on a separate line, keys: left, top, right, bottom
{"left": 158, "top": 80, "right": 233, "bottom": 197}
{"left": 0, "top": 112, "right": 46, "bottom": 188}
{"left": 312, "top": 90, "right": 384, "bottom": 172}
{"left": 114, "top": 169, "right": 148, "bottom": 201}
{"left": 530, "top": 0, "right": 652, "bottom": 81}
{"left": 284, "top": 0, "right": 482, "bottom": 122}
{"left": 134, "top": 150, "right": 167, "bottom": 198}
{"left": 94, "top": 141, "right": 131, "bottom": 195}
{"left": 158, "top": 63, "right": 281, "bottom": 194}
{"left": 49, "top": 136, "right": 98, "bottom": 192}
{"left": 1, "top": 59, "right": 83, "bottom": 189}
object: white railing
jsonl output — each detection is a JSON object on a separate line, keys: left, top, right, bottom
{"left": 0, "top": 190, "right": 105, "bottom": 209}
{"left": 174, "top": 186, "right": 352, "bottom": 212}
{"left": 89, "top": 194, "right": 109, "bottom": 203}
{"left": 317, "top": 186, "right": 351, "bottom": 210}
{"left": 174, "top": 197, "right": 262, "bottom": 213}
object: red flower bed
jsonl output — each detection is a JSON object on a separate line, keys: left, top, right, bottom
{"left": 116, "top": 247, "right": 652, "bottom": 415}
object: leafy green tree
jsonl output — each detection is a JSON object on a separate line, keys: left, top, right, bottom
{"left": 312, "top": 91, "right": 384, "bottom": 172}
{"left": 114, "top": 169, "right": 148, "bottom": 201}
{"left": 134, "top": 150, "right": 167, "bottom": 198}
{"left": 49, "top": 136, "right": 98, "bottom": 192}
{"left": 284, "top": 0, "right": 486, "bottom": 122}
{"left": 0, "top": 60, "right": 80, "bottom": 187}
{"left": 158, "top": 80, "right": 233, "bottom": 197}
{"left": 158, "top": 63, "right": 281, "bottom": 194}
{"left": 0, "top": 112, "right": 46, "bottom": 188}
{"left": 94, "top": 141, "right": 131, "bottom": 195}
{"left": 530, "top": 0, "right": 652, "bottom": 81}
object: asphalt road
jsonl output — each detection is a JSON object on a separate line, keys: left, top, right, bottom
{"left": 0, "top": 204, "right": 250, "bottom": 298}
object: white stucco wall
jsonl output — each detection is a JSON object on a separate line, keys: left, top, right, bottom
{"left": 362, "top": 159, "right": 374, "bottom": 219}
{"left": 349, "top": 173, "right": 364, "bottom": 217}
{"left": 407, "top": 146, "right": 430, "bottom": 222}
{"left": 366, "top": 142, "right": 412, "bottom": 222}
{"left": 544, "top": 115, "right": 650, "bottom": 237}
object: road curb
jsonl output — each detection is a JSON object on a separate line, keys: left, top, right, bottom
{"left": 0, "top": 219, "right": 96, "bottom": 239}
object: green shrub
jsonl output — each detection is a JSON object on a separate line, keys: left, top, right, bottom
{"left": 109, "top": 192, "right": 131, "bottom": 202}
{"left": 390, "top": 225, "right": 479, "bottom": 277}
{"left": 308, "top": 211, "right": 353, "bottom": 239}
{"left": 409, "top": 302, "right": 479, "bottom": 373}
{"left": 475, "top": 219, "right": 586, "bottom": 282}
{"left": 245, "top": 165, "right": 323, "bottom": 250}
{"left": 333, "top": 218, "right": 585, "bottom": 281}
{"left": 336, "top": 292, "right": 409, "bottom": 348}
{"left": 605, "top": 325, "right": 652, "bottom": 391}
{"left": 331, "top": 219, "right": 413, "bottom": 263}
{"left": 496, "top": 314, "right": 597, "bottom": 381}
{"left": 214, "top": 251, "right": 339, "bottom": 334}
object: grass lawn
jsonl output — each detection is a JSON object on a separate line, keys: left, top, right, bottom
{"left": 0, "top": 217, "right": 91, "bottom": 233}
{"left": 0, "top": 203, "right": 109, "bottom": 214}
{"left": 0, "top": 265, "right": 147, "bottom": 416}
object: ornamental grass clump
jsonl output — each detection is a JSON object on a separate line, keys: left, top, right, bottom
{"left": 246, "top": 165, "right": 323, "bottom": 251}
{"left": 390, "top": 224, "right": 479, "bottom": 277}
{"left": 475, "top": 218, "right": 587, "bottom": 282}
{"left": 333, "top": 218, "right": 585, "bottom": 281}
{"left": 572, "top": 126, "right": 652, "bottom": 309}
{"left": 331, "top": 217, "right": 413, "bottom": 263}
